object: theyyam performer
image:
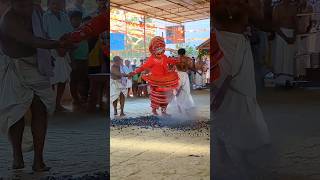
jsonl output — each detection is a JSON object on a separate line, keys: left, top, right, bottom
{"left": 129, "top": 36, "right": 179, "bottom": 116}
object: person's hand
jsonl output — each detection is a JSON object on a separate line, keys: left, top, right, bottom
{"left": 56, "top": 48, "right": 67, "bottom": 57}
{"left": 59, "top": 39, "right": 73, "bottom": 49}
{"left": 60, "top": 33, "right": 72, "bottom": 42}
{"left": 127, "top": 72, "right": 134, "bottom": 78}
{"left": 59, "top": 33, "right": 74, "bottom": 49}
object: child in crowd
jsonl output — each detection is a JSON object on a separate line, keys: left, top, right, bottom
{"left": 69, "top": 10, "right": 89, "bottom": 106}
{"left": 43, "top": 0, "right": 73, "bottom": 111}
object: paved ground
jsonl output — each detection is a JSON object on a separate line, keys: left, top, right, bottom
{"left": 3, "top": 87, "right": 319, "bottom": 180}
{"left": 0, "top": 108, "right": 109, "bottom": 180}
{"left": 261, "top": 88, "right": 320, "bottom": 179}
{"left": 110, "top": 90, "right": 210, "bottom": 180}
{"left": 214, "top": 87, "right": 320, "bottom": 180}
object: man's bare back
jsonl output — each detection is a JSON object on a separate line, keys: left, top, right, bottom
{"left": 0, "top": 9, "right": 37, "bottom": 58}
{"left": 0, "top": 4, "right": 62, "bottom": 58}
{"left": 176, "top": 56, "right": 193, "bottom": 72}
{"left": 111, "top": 64, "right": 121, "bottom": 80}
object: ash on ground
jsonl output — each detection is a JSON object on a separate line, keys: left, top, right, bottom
{"left": 40, "top": 172, "right": 109, "bottom": 180}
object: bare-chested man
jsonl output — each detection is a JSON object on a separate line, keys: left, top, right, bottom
{"left": 0, "top": 0, "right": 70, "bottom": 172}
{"left": 175, "top": 48, "right": 195, "bottom": 113}
{"left": 110, "top": 56, "right": 128, "bottom": 116}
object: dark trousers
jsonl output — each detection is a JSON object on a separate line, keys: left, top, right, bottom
{"left": 70, "top": 59, "right": 89, "bottom": 101}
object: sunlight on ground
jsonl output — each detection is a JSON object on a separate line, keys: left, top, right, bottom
{"left": 111, "top": 137, "right": 209, "bottom": 155}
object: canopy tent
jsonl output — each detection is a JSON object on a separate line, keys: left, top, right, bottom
{"left": 110, "top": 0, "right": 210, "bottom": 24}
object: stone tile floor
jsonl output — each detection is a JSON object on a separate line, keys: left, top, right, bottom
{"left": 0, "top": 110, "right": 109, "bottom": 180}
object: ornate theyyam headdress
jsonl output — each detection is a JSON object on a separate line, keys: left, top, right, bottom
{"left": 149, "top": 36, "right": 166, "bottom": 55}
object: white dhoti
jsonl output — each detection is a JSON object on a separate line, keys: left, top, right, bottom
{"left": 214, "top": 31, "right": 270, "bottom": 151}
{"left": 50, "top": 50, "right": 72, "bottom": 85}
{"left": 202, "top": 72, "right": 207, "bottom": 85}
{"left": 195, "top": 71, "right": 203, "bottom": 87}
{"left": 0, "top": 53, "right": 55, "bottom": 136}
{"left": 273, "top": 28, "right": 296, "bottom": 76}
{"left": 176, "top": 71, "right": 195, "bottom": 111}
{"left": 110, "top": 78, "right": 128, "bottom": 102}
{"left": 126, "top": 79, "right": 133, "bottom": 88}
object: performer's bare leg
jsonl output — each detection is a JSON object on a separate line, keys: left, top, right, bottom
{"left": 31, "top": 95, "right": 51, "bottom": 172}
{"left": 161, "top": 106, "right": 170, "bottom": 117}
{"left": 152, "top": 108, "right": 158, "bottom": 116}
{"left": 119, "top": 93, "right": 125, "bottom": 116}
{"left": 56, "top": 82, "right": 67, "bottom": 111}
{"left": 9, "top": 118, "right": 25, "bottom": 169}
{"left": 113, "top": 99, "right": 118, "bottom": 115}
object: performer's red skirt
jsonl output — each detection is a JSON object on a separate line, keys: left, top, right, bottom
{"left": 142, "top": 72, "right": 179, "bottom": 109}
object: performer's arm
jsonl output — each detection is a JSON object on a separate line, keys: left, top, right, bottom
{"left": 130, "top": 57, "right": 153, "bottom": 75}
{"left": 167, "top": 56, "right": 179, "bottom": 65}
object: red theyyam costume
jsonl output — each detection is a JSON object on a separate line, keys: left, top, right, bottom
{"left": 210, "top": 0, "right": 224, "bottom": 83}
{"left": 64, "top": 12, "right": 108, "bottom": 43}
{"left": 131, "top": 36, "right": 179, "bottom": 115}
{"left": 210, "top": 32, "right": 224, "bottom": 83}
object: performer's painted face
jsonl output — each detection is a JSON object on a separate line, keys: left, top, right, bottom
{"left": 149, "top": 36, "right": 166, "bottom": 58}
{"left": 155, "top": 47, "right": 165, "bottom": 57}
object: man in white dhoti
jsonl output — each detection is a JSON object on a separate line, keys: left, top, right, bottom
{"left": 175, "top": 48, "right": 195, "bottom": 113}
{"left": 272, "top": 0, "right": 299, "bottom": 77}
{"left": 0, "top": 0, "right": 70, "bottom": 172}
{"left": 195, "top": 58, "right": 206, "bottom": 89}
{"left": 212, "top": 1, "right": 272, "bottom": 179}
{"left": 110, "top": 56, "right": 128, "bottom": 116}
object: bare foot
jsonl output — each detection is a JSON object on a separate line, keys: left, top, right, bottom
{"left": 32, "top": 163, "right": 51, "bottom": 172}
{"left": 12, "top": 161, "right": 24, "bottom": 170}
{"left": 162, "top": 112, "right": 171, "bottom": 117}
{"left": 152, "top": 109, "right": 158, "bottom": 116}
{"left": 55, "top": 105, "right": 68, "bottom": 112}
{"left": 120, "top": 112, "right": 126, "bottom": 117}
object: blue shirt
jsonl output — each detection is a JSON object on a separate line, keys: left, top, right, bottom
{"left": 42, "top": 10, "right": 73, "bottom": 40}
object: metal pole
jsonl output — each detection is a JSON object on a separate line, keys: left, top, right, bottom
{"left": 144, "top": 15, "right": 146, "bottom": 58}
{"left": 124, "top": 11, "right": 128, "bottom": 59}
